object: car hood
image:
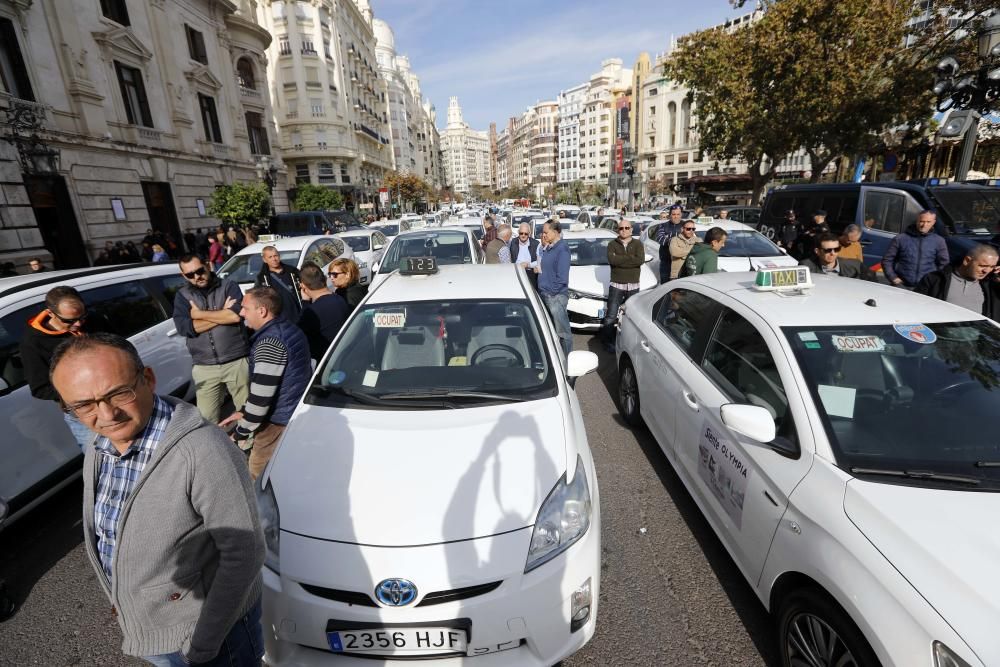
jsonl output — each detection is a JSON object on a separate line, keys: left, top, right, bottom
{"left": 270, "top": 398, "right": 569, "bottom": 546}
{"left": 569, "top": 264, "right": 656, "bottom": 297}
{"left": 844, "top": 480, "right": 1000, "bottom": 664}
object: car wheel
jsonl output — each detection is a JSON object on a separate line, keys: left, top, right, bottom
{"left": 618, "top": 359, "right": 643, "bottom": 427}
{"left": 777, "top": 587, "right": 879, "bottom": 667}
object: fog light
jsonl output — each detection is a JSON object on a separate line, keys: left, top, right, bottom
{"left": 570, "top": 578, "right": 592, "bottom": 633}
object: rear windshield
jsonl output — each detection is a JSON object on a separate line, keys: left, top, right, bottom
{"left": 218, "top": 250, "right": 300, "bottom": 282}
{"left": 379, "top": 232, "right": 472, "bottom": 273}
{"left": 342, "top": 236, "right": 371, "bottom": 252}
{"left": 930, "top": 188, "right": 1000, "bottom": 235}
{"left": 565, "top": 237, "right": 612, "bottom": 266}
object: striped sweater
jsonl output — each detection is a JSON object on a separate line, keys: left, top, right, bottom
{"left": 235, "top": 317, "right": 311, "bottom": 438}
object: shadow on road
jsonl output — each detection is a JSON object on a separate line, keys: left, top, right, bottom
{"left": 0, "top": 478, "right": 84, "bottom": 620}
{"left": 582, "top": 334, "right": 780, "bottom": 667}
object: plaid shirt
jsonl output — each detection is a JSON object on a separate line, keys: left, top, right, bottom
{"left": 93, "top": 396, "right": 173, "bottom": 580}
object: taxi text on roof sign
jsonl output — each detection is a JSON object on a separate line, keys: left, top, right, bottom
{"left": 753, "top": 266, "right": 813, "bottom": 292}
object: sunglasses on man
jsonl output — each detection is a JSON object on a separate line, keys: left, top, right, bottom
{"left": 820, "top": 246, "right": 840, "bottom": 254}
{"left": 52, "top": 312, "right": 87, "bottom": 325}
{"left": 182, "top": 267, "right": 207, "bottom": 279}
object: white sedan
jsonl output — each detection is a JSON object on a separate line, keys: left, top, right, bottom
{"left": 562, "top": 228, "right": 657, "bottom": 331}
{"left": 370, "top": 228, "right": 484, "bottom": 290}
{"left": 335, "top": 229, "right": 389, "bottom": 286}
{"left": 616, "top": 266, "right": 1000, "bottom": 667}
{"left": 642, "top": 218, "right": 796, "bottom": 280}
{"left": 216, "top": 235, "right": 354, "bottom": 292}
{"left": 259, "top": 261, "right": 602, "bottom": 666}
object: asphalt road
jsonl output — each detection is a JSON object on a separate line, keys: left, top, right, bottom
{"left": 0, "top": 334, "right": 776, "bottom": 667}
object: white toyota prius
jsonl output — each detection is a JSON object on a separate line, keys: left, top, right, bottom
{"left": 259, "top": 260, "right": 602, "bottom": 665}
{"left": 616, "top": 267, "right": 1000, "bottom": 667}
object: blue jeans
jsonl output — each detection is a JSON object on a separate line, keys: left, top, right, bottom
{"left": 144, "top": 598, "right": 263, "bottom": 667}
{"left": 541, "top": 292, "right": 572, "bottom": 359}
{"left": 63, "top": 412, "right": 94, "bottom": 451}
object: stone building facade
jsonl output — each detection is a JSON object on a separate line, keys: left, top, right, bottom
{"left": 0, "top": 0, "right": 283, "bottom": 269}
{"left": 441, "top": 97, "right": 489, "bottom": 195}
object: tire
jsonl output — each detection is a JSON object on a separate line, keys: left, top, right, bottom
{"left": 776, "top": 587, "right": 880, "bottom": 667}
{"left": 618, "top": 359, "right": 643, "bottom": 427}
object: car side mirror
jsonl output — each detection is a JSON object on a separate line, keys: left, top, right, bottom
{"left": 0, "top": 377, "right": 8, "bottom": 395}
{"left": 373, "top": 243, "right": 384, "bottom": 251}
{"left": 372, "top": 262, "right": 380, "bottom": 273}
{"left": 566, "top": 350, "right": 599, "bottom": 388}
{"left": 720, "top": 403, "right": 776, "bottom": 443}
{"left": 778, "top": 247, "right": 788, "bottom": 255}
{"left": 644, "top": 253, "right": 654, "bottom": 263}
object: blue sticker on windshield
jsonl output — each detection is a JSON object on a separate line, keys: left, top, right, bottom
{"left": 893, "top": 324, "right": 936, "bottom": 345}
{"left": 327, "top": 370, "right": 347, "bottom": 385}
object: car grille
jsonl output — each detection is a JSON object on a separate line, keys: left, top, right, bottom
{"left": 299, "top": 580, "right": 503, "bottom": 607}
{"left": 569, "top": 311, "right": 603, "bottom": 324}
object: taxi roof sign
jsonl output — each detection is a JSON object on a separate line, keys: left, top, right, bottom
{"left": 753, "top": 266, "right": 813, "bottom": 292}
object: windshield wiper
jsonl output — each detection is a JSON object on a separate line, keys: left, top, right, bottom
{"left": 379, "top": 389, "right": 524, "bottom": 403}
{"left": 850, "top": 467, "right": 981, "bottom": 486}
{"left": 310, "top": 384, "right": 395, "bottom": 407}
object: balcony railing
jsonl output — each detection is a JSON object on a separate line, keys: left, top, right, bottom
{"left": 240, "top": 86, "right": 261, "bottom": 99}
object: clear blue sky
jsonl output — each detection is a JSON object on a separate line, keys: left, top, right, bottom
{"left": 370, "top": 0, "right": 744, "bottom": 131}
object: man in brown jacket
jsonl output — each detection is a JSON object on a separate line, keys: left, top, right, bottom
{"left": 602, "top": 219, "right": 646, "bottom": 350}
{"left": 668, "top": 219, "right": 701, "bottom": 279}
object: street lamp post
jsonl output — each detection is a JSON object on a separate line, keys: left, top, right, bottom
{"left": 932, "top": 10, "right": 1000, "bottom": 180}
{"left": 255, "top": 155, "right": 278, "bottom": 218}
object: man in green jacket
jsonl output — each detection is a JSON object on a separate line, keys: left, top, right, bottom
{"left": 680, "top": 227, "right": 728, "bottom": 277}
{"left": 602, "top": 219, "right": 646, "bottom": 350}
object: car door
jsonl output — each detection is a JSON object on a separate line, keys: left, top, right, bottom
{"left": 637, "top": 289, "right": 721, "bottom": 458}
{"left": 644, "top": 222, "right": 663, "bottom": 278}
{"left": 145, "top": 272, "right": 197, "bottom": 400}
{"left": 671, "top": 303, "right": 813, "bottom": 583}
{"left": 860, "top": 189, "right": 906, "bottom": 267}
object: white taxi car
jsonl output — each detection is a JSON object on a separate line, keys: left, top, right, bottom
{"left": 563, "top": 228, "right": 657, "bottom": 331}
{"left": 615, "top": 267, "right": 999, "bottom": 667}
{"left": 369, "top": 228, "right": 484, "bottom": 290}
{"left": 642, "top": 218, "right": 796, "bottom": 280}
{"left": 335, "top": 229, "right": 389, "bottom": 286}
{"left": 217, "top": 235, "right": 356, "bottom": 290}
{"left": 258, "top": 260, "right": 602, "bottom": 665}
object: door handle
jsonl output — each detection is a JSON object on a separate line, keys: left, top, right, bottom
{"left": 167, "top": 329, "right": 178, "bottom": 337}
{"left": 640, "top": 340, "right": 650, "bottom": 352}
{"left": 681, "top": 390, "right": 699, "bottom": 409}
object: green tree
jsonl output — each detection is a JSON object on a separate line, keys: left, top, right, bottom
{"left": 207, "top": 182, "right": 271, "bottom": 228}
{"left": 383, "top": 171, "right": 430, "bottom": 209}
{"left": 293, "top": 183, "right": 343, "bottom": 211}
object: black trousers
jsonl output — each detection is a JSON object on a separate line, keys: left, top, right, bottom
{"left": 601, "top": 285, "right": 638, "bottom": 345}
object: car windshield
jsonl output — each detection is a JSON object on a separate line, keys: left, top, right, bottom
{"left": 696, "top": 230, "right": 782, "bottom": 257}
{"left": 217, "top": 249, "right": 300, "bottom": 282}
{"left": 376, "top": 224, "right": 399, "bottom": 237}
{"left": 341, "top": 235, "right": 371, "bottom": 252}
{"left": 785, "top": 321, "right": 1000, "bottom": 489}
{"left": 379, "top": 232, "right": 472, "bottom": 273}
{"left": 308, "top": 299, "right": 556, "bottom": 409}
{"left": 565, "top": 237, "right": 612, "bottom": 266}
{"left": 930, "top": 188, "right": 1000, "bottom": 235}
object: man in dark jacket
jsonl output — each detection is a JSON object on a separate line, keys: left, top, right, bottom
{"left": 882, "top": 210, "right": 949, "bottom": 288}
{"left": 174, "top": 255, "right": 250, "bottom": 424}
{"left": 19, "top": 285, "right": 96, "bottom": 449}
{"left": 655, "top": 206, "right": 684, "bottom": 283}
{"left": 220, "top": 287, "right": 311, "bottom": 479}
{"left": 602, "top": 219, "right": 646, "bottom": 349}
{"left": 510, "top": 223, "right": 540, "bottom": 286}
{"left": 680, "top": 227, "right": 727, "bottom": 276}
{"left": 255, "top": 245, "right": 303, "bottom": 321}
{"left": 776, "top": 209, "right": 800, "bottom": 252}
{"left": 297, "top": 263, "right": 350, "bottom": 363}
{"left": 800, "top": 233, "right": 876, "bottom": 280}
{"left": 915, "top": 244, "right": 999, "bottom": 317}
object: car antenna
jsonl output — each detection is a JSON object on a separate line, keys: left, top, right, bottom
{"left": 864, "top": 298, "right": 877, "bottom": 307}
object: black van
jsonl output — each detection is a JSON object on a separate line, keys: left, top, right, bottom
{"left": 270, "top": 210, "right": 364, "bottom": 237}
{"left": 759, "top": 180, "right": 1000, "bottom": 267}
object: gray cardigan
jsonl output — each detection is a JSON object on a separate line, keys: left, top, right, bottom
{"left": 82, "top": 398, "right": 265, "bottom": 662}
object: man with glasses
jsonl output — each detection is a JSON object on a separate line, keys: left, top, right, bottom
{"left": 800, "top": 233, "right": 874, "bottom": 280}
{"left": 668, "top": 220, "right": 702, "bottom": 280}
{"left": 509, "top": 222, "right": 540, "bottom": 286}
{"left": 173, "top": 254, "right": 250, "bottom": 424}
{"left": 655, "top": 205, "right": 685, "bottom": 283}
{"left": 20, "top": 286, "right": 98, "bottom": 449}
{"left": 49, "top": 333, "right": 265, "bottom": 667}
{"left": 680, "top": 227, "right": 728, "bottom": 277}
{"left": 602, "top": 220, "right": 645, "bottom": 351}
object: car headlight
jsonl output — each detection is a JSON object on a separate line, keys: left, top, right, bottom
{"left": 525, "top": 456, "right": 592, "bottom": 572}
{"left": 256, "top": 478, "right": 281, "bottom": 573}
{"left": 933, "top": 641, "right": 973, "bottom": 667}
{"left": 357, "top": 260, "right": 368, "bottom": 270}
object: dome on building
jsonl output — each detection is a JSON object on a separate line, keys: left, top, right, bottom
{"left": 372, "top": 18, "right": 395, "bottom": 51}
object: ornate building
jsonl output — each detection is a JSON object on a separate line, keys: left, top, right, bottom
{"left": 441, "top": 97, "right": 489, "bottom": 195}
{"left": 0, "top": 0, "right": 281, "bottom": 269}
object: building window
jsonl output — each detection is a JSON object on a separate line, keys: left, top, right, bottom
{"left": 295, "top": 163, "right": 310, "bottom": 183}
{"left": 198, "top": 94, "right": 222, "bottom": 142}
{"left": 185, "top": 26, "right": 208, "bottom": 65}
{"left": 278, "top": 36, "right": 291, "bottom": 56}
{"left": 323, "top": 38, "right": 332, "bottom": 60}
{"left": 114, "top": 61, "right": 152, "bottom": 127}
{"left": 315, "top": 128, "right": 327, "bottom": 149}
{"left": 318, "top": 162, "right": 335, "bottom": 183}
{"left": 237, "top": 58, "right": 256, "bottom": 89}
{"left": 100, "top": 0, "right": 130, "bottom": 26}
{"left": 310, "top": 98, "right": 323, "bottom": 117}
{"left": 293, "top": 0, "right": 307, "bottom": 18}
{"left": 246, "top": 111, "right": 269, "bottom": 155}
{"left": 648, "top": 87, "right": 657, "bottom": 96}
{"left": 678, "top": 153, "right": 689, "bottom": 164}
{"left": 272, "top": 1, "right": 285, "bottom": 19}
{"left": 285, "top": 97, "right": 298, "bottom": 118}
{"left": 648, "top": 106, "right": 655, "bottom": 116}
{"left": 340, "top": 164, "right": 350, "bottom": 183}
{"left": 0, "top": 18, "right": 34, "bottom": 101}
{"left": 290, "top": 131, "right": 302, "bottom": 148}
{"left": 301, "top": 34, "right": 316, "bottom": 55}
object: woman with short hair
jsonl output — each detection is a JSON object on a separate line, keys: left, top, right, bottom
{"left": 328, "top": 258, "right": 367, "bottom": 308}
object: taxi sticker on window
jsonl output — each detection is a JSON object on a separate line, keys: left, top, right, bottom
{"left": 818, "top": 385, "right": 856, "bottom": 419}
{"left": 698, "top": 423, "right": 750, "bottom": 529}
{"left": 373, "top": 312, "right": 405, "bottom": 328}
{"left": 798, "top": 332, "right": 818, "bottom": 341}
{"left": 362, "top": 370, "right": 379, "bottom": 387}
{"left": 893, "top": 323, "right": 937, "bottom": 344}
{"left": 327, "top": 370, "right": 347, "bottom": 385}
{"left": 831, "top": 335, "right": 885, "bottom": 353}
